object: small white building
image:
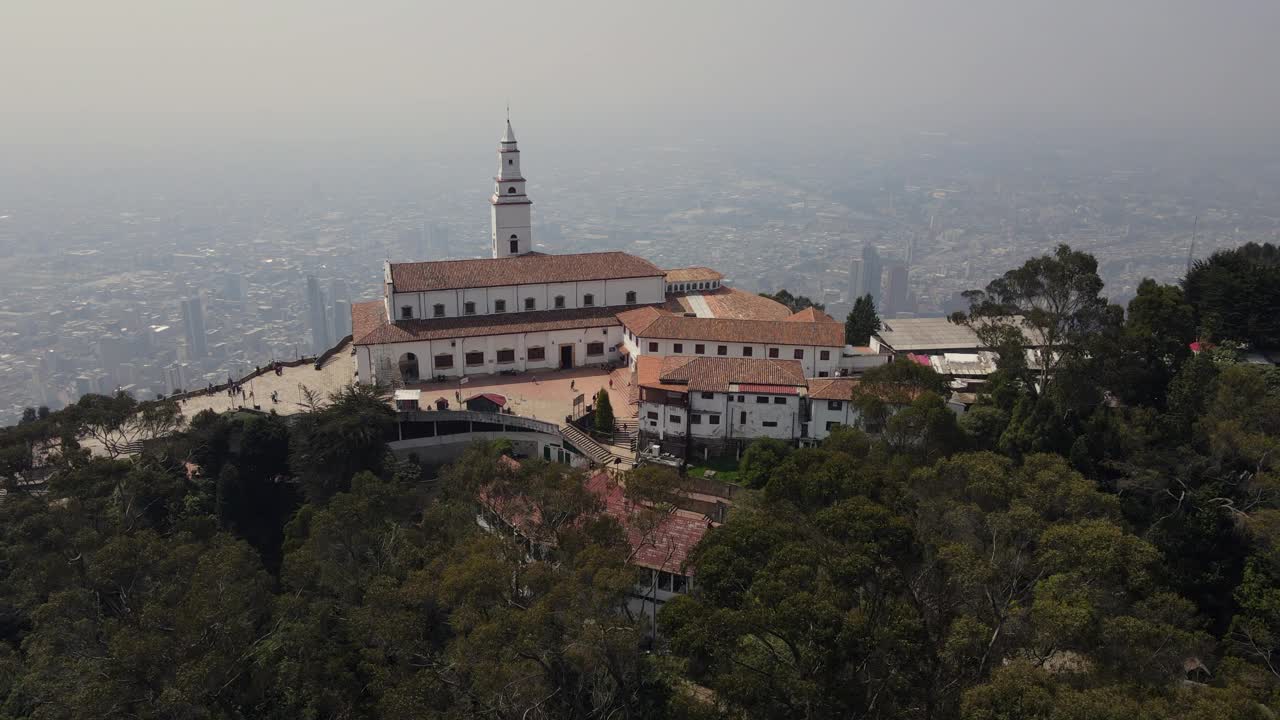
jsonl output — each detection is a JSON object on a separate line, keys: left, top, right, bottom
{"left": 636, "top": 355, "right": 809, "bottom": 455}
{"left": 806, "top": 377, "right": 861, "bottom": 440}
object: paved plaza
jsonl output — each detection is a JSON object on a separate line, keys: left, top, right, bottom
{"left": 174, "top": 343, "right": 634, "bottom": 428}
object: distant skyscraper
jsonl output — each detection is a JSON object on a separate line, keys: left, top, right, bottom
{"left": 860, "top": 245, "right": 883, "bottom": 304}
{"left": 181, "top": 298, "right": 208, "bottom": 359}
{"left": 886, "top": 263, "right": 909, "bottom": 315}
{"left": 306, "top": 275, "right": 331, "bottom": 353}
{"left": 334, "top": 299, "right": 352, "bottom": 339}
{"left": 848, "top": 258, "right": 864, "bottom": 302}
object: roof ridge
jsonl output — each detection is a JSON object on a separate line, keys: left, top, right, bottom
{"left": 389, "top": 249, "right": 627, "bottom": 267}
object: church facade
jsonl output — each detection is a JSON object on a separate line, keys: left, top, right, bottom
{"left": 352, "top": 117, "right": 852, "bottom": 389}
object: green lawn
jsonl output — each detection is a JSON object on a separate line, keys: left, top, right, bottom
{"left": 686, "top": 454, "right": 742, "bottom": 483}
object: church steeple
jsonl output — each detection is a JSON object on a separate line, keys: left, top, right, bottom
{"left": 491, "top": 112, "right": 531, "bottom": 258}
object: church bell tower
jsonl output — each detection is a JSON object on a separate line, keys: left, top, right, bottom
{"left": 491, "top": 113, "right": 532, "bottom": 258}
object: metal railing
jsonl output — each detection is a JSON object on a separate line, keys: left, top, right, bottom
{"left": 397, "top": 409, "right": 561, "bottom": 436}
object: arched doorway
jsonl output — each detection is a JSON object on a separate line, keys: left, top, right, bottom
{"left": 398, "top": 352, "right": 420, "bottom": 383}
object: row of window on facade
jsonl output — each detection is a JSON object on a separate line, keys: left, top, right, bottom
{"left": 647, "top": 568, "right": 690, "bottom": 595}
{"left": 401, "top": 291, "right": 638, "bottom": 320}
{"left": 645, "top": 410, "right": 787, "bottom": 429}
{"left": 398, "top": 342, "right": 607, "bottom": 371}
{"left": 635, "top": 337, "right": 830, "bottom": 362}
{"left": 667, "top": 280, "right": 720, "bottom": 293}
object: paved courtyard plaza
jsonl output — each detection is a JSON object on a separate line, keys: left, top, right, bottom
{"left": 175, "top": 344, "right": 634, "bottom": 427}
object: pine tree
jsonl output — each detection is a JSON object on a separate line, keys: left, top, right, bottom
{"left": 845, "top": 294, "right": 881, "bottom": 345}
{"left": 594, "top": 388, "right": 615, "bottom": 435}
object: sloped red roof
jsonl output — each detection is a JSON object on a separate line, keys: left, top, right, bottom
{"left": 585, "top": 472, "right": 711, "bottom": 573}
{"left": 806, "top": 376, "right": 859, "bottom": 401}
{"left": 785, "top": 306, "right": 835, "bottom": 323}
{"left": 637, "top": 355, "right": 806, "bottom": 394}
{"left": 390, "top": 251, "right": 664, "bottom": 292}
{"left": 466, "top": 393, "right": 507, "bottom": 407}
{"left": 479, "top": 463, "right": 713, "bottom": 575}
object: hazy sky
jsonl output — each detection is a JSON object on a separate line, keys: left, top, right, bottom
{"left": 3, "top": 0, "right": 1279, "bottom": 145}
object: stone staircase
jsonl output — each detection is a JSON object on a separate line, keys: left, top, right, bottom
{"left": 560, "top": 422, "right": 638, "bottom": 470}
{"left": 559, "top": 423, "right": 617, "bottom": 466}
{"left": 613, "top": 418, "right": 639, "bottom": 452}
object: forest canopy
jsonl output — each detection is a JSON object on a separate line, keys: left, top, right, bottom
{"left": 1, "top": 243, "right": 1278, "bottom": 719}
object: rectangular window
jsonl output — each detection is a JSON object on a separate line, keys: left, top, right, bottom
{"left": 673, "top": 343, "right": 683, "bottom": 354}
{"left": 695, "top": 344, "right": 705, "bottom": 354}
{"left": 700, "top": 391, "right": 714, "bottom": 399}
{"left": 690, "top": 414, "right": 701, "bottom": 424}
{"left": 669, "top": 415, "right": 681, "bottom": 424}
{"left": 494, "top": 300, "right": 506, "bottom": 313}
{"left": 583, "top": 294, "right": 595, "bottom": 307}
{"left": 826, "top": 421, "right": 840, "bottom": 431}
{"left": 658, "top": 571, "right": 673, "bottom": 592}
{"left": 756, "top": 396, "right": 769, "bottom": 404}
{"left": 828, "top": 400, "right": 842, "bottom": 411}
{"left": 648, "top": 342, "right": 659, "bottom": 352}
{"left": 774, "top": 396, "right": 786, "bottom": 404}
{"left": 524, "top": 297, "right": 535, "bottom": 311}
{"left": 527, "top": 346, "right": 545, "bottom": 361}
{"left": 464, "top": 301, "right": 476, "bottom": 315}
{"left": 818, "top": 371, "right": 829, "bottom": 378}
{"left": 768, "top": 347, "right": 779, "bottom": 358}
{"left": 554, "top": 296, "right": 566, "bottom": 309}
{"left": 739, "top": 411, "right": 746, "bottom": 424}
{"left": 708, "top": 414, "right": 720, "bottom": 425}
{"left": 647, "top": 411, "right": 658, "bottom": 420}
{"left": 496, "top": 349, "right": 515, "bottom": 364}
{"left": 433, "top": 304, "right": 445, "bottom": 318}
{"left": 737, "top": 395, "right": 745, "bottom": 402}
{"left": 742, "top": 346, "right": 753, "bottom": 357}
{"left": 762, "top": 420, "right": 778, "bottom": 427}
{"left": 625, "top": 291, "right": 637, "bottom": 304}
{"left": 717, "top": 345, "right": 728, "bottom": 356}
{"left": 820, "top": 350, "right": 831, "bottom": 360}
{"left": 586, "top": 342, "right": 604, "bottom": 356}
{"left": 400, "top": 306, "right": 413, "bottom": 319}
{"left": 672, "top": 574, "right": 688, "bottom": 593}
{"left": 465, "top": 351, "right": 484, "bottom": 366}
{"left": 793, "top": 349, "right": 804, "bottom": 359}
{"left": 434, "top": 354, "right": 454, "bottom": 369}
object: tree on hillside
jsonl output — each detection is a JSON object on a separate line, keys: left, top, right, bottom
{"left": 594, "top": 388, "right": 615, "bottom": 435}
{"left": 759, "top": 288, "right": 825, "bottom": 313}
{"left": 850, "top": 358, "right": 950, "bottom": 432}
{"left": 951, "top": 244, "right": 1115, "bottom": 396}
{"left": 1183, "top": 241, "right": 1280, "bottom": 347}
{"left": 845, "top": 293, "right": 881, "bottom": 345}
{"left": 289, "top": 383, "right": 395, "bottom": 502}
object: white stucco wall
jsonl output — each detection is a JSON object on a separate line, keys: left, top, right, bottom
{"left": 359, "top": 324, "right": 624, "bottom": 384}
{"left": 809, "top": 398, "right": 860, "bottom": 440}
{"left": 391, "top": 276, "right": 663, "bottom": 321}
{"left": 623, "top": 332, "right": 842, "bottom": 377}
{"left": 640, "top": 390, "right": 803, "bottom": 442}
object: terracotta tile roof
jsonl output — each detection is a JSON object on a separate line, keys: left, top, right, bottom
{"left": 481, "top": 464, "right": 712, "bottom": 574}
{"left": 785, "top": 306, "right": 835, "bottom": 323}
{"left": 585, "top": 472, "right": 712, "bottom": 573}
{"left": 664, "top": 266, "right": 723, "bottom": 283}
{"left": 640, "top": 355, "right": 806, "bottom": 394}
{"left": 619, "top": 309, "right": 845, "bottom": 347}
{"left": 390, "top": 251, "right": 664, "bottom": 292}
{"left": 807, "top": 376, "right": 860, "bottom": 401}
{"left": 664, "top": 287, "right": 792, "bottom": 321}
{"left": 635, "top": 355, "right": 693, "bottom": 393}
{"left": 352, "top": 300, "right": 634, "bottom": 346}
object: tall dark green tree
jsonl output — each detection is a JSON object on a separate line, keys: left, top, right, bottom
{"left": 845, "top": 293, "right": 881, "bottom": 345}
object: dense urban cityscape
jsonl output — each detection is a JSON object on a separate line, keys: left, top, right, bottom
{"left": 2, "top": 132, "right": 1275, "bottom": 425}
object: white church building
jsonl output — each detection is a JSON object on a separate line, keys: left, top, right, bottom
{"left": 352, "top": 117, "right": 856, "bottom": 402}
